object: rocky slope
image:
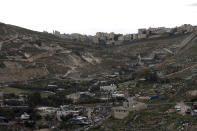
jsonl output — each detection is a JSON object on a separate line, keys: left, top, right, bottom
{"left": 156, "top": 31, "right": 197, "bottom": 81}
{"left": 0, "top": 22, "right": 192, "bottom": 83}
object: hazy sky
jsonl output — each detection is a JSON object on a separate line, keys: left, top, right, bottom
{"left": 0, "top": 0, "right": 197, "bottom": 35}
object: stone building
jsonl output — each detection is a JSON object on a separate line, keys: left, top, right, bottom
{"left": 177, "top": 24, "right": 197, "bottom": 33}
{"left": 118, "top": 35, "right": 124, "bottom": 41}
{"left": 138, "top": 28, "right": 147, "bottom": 34}
{"left": 109, "top": 32, "right": 115, "bottom": 40}
{"left": 52, "top": 24, "right": 197, "bottom": 46}
{"left": 91, "top": 36, "right": 99, "bottom": 44}
{"left": 100, "top": 84, "right": 117, "bottom": 92}
{"left": 112, "top": 98, "right": 147, "bottom": 119}
{"left": 133, "top": 34, "right": 138, "bottom": 40}
{"left": 138, "top": 28, "right": 148, "bottom": 39}
{"left": 124, "top": 34, "right": 133, "bottom": 41}
{"left": 138, "top": 34, "right": 147, "bottom": 39}
{"left": 66, "top": 93, "right": 81, "bottom": 103}
{"left": 118, "top": 34, "right": 133, "bottom": 41}
{"left": 148, "top": 27, "right": 171, "bottom": 34}
{"left": 53, "top": 30, "right": 61, "bottom": 36}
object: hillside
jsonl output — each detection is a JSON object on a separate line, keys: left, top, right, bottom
{"left": 0, "top": 22, "right": 192, "bottom": 83}
{"left": 156, "top": 31, "right": 197, "bottom": 81}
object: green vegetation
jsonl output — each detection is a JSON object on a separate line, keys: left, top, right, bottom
{"left": 93, "top": 107, "right": 197, "bottom": 131}
{"left": 0, "top": 107, "right": 40, "bottom": 121}
{"left": 28, "top": 92, "right": 72, "bottom": 107}
{"left": 0, "top": 87, "right": 32, "bottom": 94}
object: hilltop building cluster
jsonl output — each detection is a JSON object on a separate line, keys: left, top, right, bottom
{"left": 52, "top": 24, "right": 197, "bottom": 45}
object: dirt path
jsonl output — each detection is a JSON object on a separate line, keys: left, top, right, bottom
{"left": 166, "top": 64, "right": 197, "bottom": 77}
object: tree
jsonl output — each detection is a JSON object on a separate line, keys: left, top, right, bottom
{"left": 28, "top": 92, "right": 41, "bottom": 107}
{"left": 138, "top": 68, "right": 158, "bottom": 82}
